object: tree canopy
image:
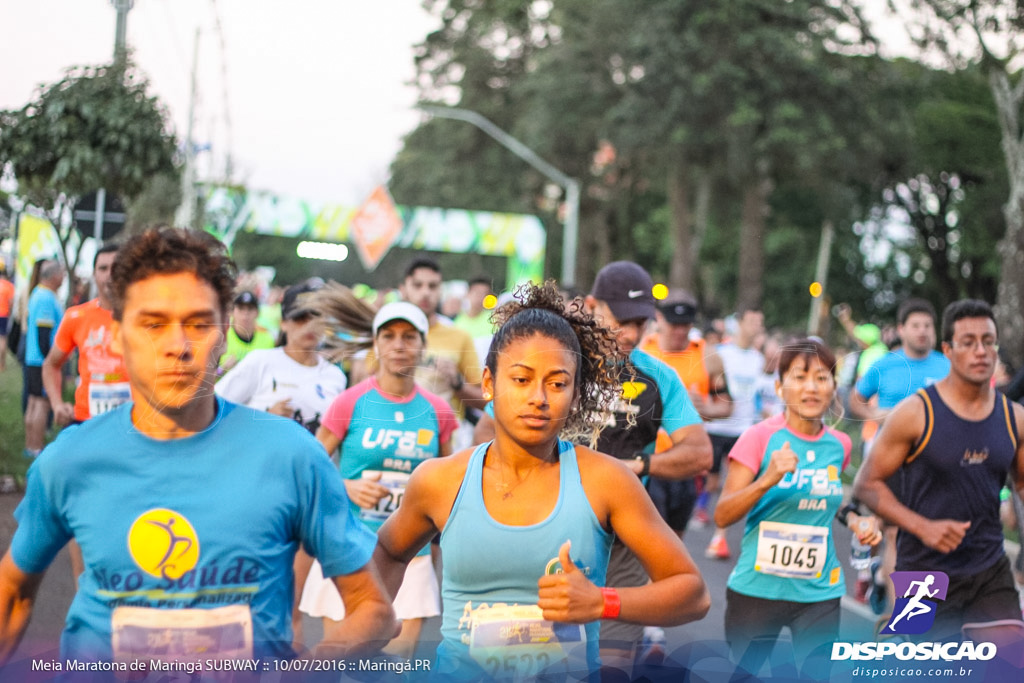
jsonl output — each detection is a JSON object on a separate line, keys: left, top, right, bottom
{"left": 0, "top": 60, "right": 178, "bottom": 293}
{"left": 393, "top": 1, "right": 1007, "bottom": 336}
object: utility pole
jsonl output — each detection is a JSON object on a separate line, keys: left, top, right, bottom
{"left": 176, "top": 28, "right": 201, "bottom": 229}
{"left": 111, "top": 0, "right": 134, "bottom": 60}
{"left": 418, "top": 105, "right": 582, "bottom": 288}
{"left": 807, "top": 220, "right": 835, "bottom": 335}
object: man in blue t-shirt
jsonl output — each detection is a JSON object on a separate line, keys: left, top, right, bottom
{"left": 850, "top": 298, "right": 949, "bottom": 422}
{"left": 0, "top": 228, "right": 395, "bottom": 668}
{"left": 848, "top": 297, "right": 949, "bottom": 609}
{"left": 23, "top": 259, "right": 65, "bottom": 459}
{"left": 585, "top": 261, "right": 712, "bottom": 670}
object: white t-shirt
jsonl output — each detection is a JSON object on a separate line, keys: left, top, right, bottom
{"left": 215, "top": 347, "right": 347, "bottom": 434}
{"left": 706, "top": 343, "right": 765, "bottom": 437}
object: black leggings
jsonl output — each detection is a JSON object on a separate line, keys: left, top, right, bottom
{"left": 725, "top": 588, "right": 839, "bottom": 679}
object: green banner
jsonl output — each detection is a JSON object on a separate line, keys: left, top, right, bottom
{"left": 202, "top": 186, "right": 545, "bottom": 285}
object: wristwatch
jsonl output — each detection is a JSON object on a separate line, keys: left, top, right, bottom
{"left": 633, "top": 451, "right": 651, "bottom": 478}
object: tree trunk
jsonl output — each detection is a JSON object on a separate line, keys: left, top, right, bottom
{"left": 737, "top": 171, "right": 772, "bottom": 311}
{"left": 989, "top": 69, "right": 1024, "bottom": 368}
{"left": 575, "top": 194, "right": 614, "bottom": 290}
{"left": 666, "top": 147, "right": 696, "bottom": 291}
{"left": 693, "top": 170, "right": 711, "bottom": 268}
{"left": 995, "top": 181, "right": 1024, "bottom": 368}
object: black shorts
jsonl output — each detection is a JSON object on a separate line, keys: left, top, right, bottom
{"left": 647, "top": 476, "right": 697, "bottom": 531}
{"left": 926, "top": 555, "right": 1023, "bottom": 641}
{"left": 0, "top": 316, "right": 8, "bottom": 336}
{"left": 26, "top": 365, "right": 45, "bottom": 397}
{"left": 708, "top": 434, "right": 739, "bottom": 474}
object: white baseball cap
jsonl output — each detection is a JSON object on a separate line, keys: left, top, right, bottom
{"left": 372, "top": 301, "right": 429, "bottom": 337}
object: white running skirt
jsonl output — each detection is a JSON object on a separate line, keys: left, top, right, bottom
{"left": 299, "top": 555, "right": 440, "bottom": 621}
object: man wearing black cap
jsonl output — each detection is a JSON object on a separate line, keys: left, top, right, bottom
{"left": 219, "top": 290, "right": 274, "bottom": 373}
{"left": 640, "top": 290, "right": 732, "bottom": 540}
{"left": 585, "top": 262, "right": 713, "bottom": 670}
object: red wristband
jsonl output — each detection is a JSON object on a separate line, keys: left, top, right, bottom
{"left": 601, "top": 587, "right": 621, "bottom": 619}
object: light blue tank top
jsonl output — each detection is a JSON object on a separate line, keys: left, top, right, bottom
{"left": 436, "top": 440, "right": 612, "bottom": 679}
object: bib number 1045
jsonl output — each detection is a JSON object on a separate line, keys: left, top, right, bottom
{"left": 755, "top": 521, "right": 829, "bottom": 579}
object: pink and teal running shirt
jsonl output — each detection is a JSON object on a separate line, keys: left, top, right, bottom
{"left": 726, "top": 413, "right": 851, "bottom": 603}
{"left": 321, "top": 377, "right": 457, "bottom": 545}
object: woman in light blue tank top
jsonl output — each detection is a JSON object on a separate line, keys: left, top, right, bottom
{"left": 374, "top": 282, "right": 710, "bottom": 679}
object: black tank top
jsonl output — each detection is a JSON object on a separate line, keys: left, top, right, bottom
{"left": 896, "top": 385, "right": 1017, "bottom": 577}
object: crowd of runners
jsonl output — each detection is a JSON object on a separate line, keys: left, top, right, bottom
{"left": 0, "top": 226, "right": 1022, "bottom": 680}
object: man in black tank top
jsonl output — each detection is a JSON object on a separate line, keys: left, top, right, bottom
{"left": 854, "top": 300, "right": 1024, "bottom": 649}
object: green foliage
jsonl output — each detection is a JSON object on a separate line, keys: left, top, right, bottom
{"left": 392, "top": 0, "right": 1005, "bottom": 329}
{"left": 125, "top": 172, "right": 183, "bottom": 234}
{"left": 0, "top": 364, "right": 28, "bottom": 479}
{"left": 0, "top": 61, "right": 178, "bottom": 211}
{"left": 0, "top": 59, "right": 179, "bottom": 300}
{"left": 846, "top": 62, "right": 1006, "bottom": 320}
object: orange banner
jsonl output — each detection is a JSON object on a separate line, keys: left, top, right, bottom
{"left": 349, "top": 186, "right": 403, "bottom": 271}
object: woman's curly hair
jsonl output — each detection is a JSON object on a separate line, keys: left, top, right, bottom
{"left": 487, "top": 280, "right": 633, "bottom": 447}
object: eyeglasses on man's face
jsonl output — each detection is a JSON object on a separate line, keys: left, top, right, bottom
{"left": 949, "top": 338, "right": 999, "bottom": 352}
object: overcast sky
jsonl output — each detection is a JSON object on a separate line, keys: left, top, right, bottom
{"left": 1, "top": 2, "right": 919, "bottom": 209}
{"left": 0, "top": 0, "right": 437, "bottom": 205}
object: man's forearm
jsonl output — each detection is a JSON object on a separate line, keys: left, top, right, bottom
{"left": 650, "top": 432, "right": 713, "bottom": 480}
{"left": 0, "top": 554, "right": 42, "bottom": 667}
{"left": 41, "top": 357, "right": 65, "bottom": 412}
{"left": 698, "top": 397, "right": 732, "bottom": 420}
{"left": 855, "top": 480, "right": 927, "bottom": 538}
{"left": 318, "top": 597, "right": 394, "bottom": 656}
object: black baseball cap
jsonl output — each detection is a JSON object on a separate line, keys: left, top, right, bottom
{"left": 658, "top": 289, "right": 698, "bottom": 325}
{"left": 233, "top": 291, "right": 259, "bottom": 308}
{"left": 281, "top": 279, "right": 324, "bottom": 320}
{"left": 590, "top": 261, "right": 656, "bottom": 322}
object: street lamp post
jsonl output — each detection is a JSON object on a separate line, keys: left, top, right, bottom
{"left": 111, "top": 0, "right": 134, "bottom": 59}
{"left": 418, "top": 105, "right": 581, "bottom": 288}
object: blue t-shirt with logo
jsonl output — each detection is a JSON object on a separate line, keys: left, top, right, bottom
{"left": 11, "top": 398, "right": 376, "bottom": 662}
{"left": 25, "top": 285, "right": 63, "bottom": 367}
{"left": 855, "top": 349, "right": 949, "bottom": 409}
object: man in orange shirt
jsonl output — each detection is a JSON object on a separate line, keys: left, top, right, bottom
{"left": 43, "top": 244, "right": 128, "bottom": 426}
{"left": 0, "top": 264, "right": 14, "bottom": 372}
{"left": 640, "top": 290, "right": 731, "bottom": 538}
{"left": 41, "top": 244, "right": 125, "bottom": 584}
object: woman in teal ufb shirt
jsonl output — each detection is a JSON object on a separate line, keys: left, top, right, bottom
{"left": 716, "top": 338, "right": 882, "bottom": 678}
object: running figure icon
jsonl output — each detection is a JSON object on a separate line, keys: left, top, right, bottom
{"left": 887, "top": 574, "right": 939, "bottom": 630}
{"left": 147, "top": 517, "right": 194, "bottom": 572}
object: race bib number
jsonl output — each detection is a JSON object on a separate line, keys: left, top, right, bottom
{"left": 88, "top": 381, "right": 131, "bottom": 417}
{"left": 111, "top": 605, "right": 253, "bottom": 665}
{"left": 755, "top": 521, "right": 829, "bottom": 579}
{"left": 359, "top": 470, "right": 410, "bottom": 523}
{"left": 469, "top": 604, "right": 584, "bottom": 680}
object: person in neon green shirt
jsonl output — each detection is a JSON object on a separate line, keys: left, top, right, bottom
{"left": 220, "top": 290, "right": 274, "bottom": 372}
{"left": 454, "top": 276, "right": 496, "bottom": 365}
